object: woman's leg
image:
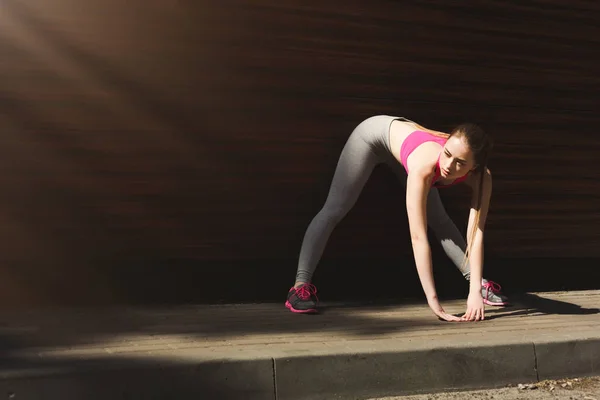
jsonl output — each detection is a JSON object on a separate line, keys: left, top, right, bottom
{"left": 287, "top": 116, "right": 394, "bottom": 313}
{"left": 295, "top": 118, "right": 389, "bottom": 284}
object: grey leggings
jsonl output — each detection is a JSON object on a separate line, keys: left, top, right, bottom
{"left": 295, "top": 115, "right": 472, "bottom": 283}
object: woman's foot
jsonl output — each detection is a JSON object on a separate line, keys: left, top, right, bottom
{"left": 482, "top": 280, "right": 510, "bottom": 306}
{"left": 285, "top": 283, "right": 319, "bottom": 313}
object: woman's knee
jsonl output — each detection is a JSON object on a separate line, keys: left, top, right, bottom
{"left": 318, "top": 200, "right": 352, "bottom": 225}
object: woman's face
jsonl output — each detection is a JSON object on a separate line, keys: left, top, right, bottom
{"left": 439, "top": 135, "right": 476, "bottom": 179}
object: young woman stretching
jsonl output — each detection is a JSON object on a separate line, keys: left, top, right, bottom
{"left": 286, "top": 115, "right": 509, "bottom": 322}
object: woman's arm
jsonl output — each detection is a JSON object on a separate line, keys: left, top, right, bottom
{"left": 462, "top": 168, "right": 493, "bottom": 321}
{"left": 466, "top": 168, "right": 492, "bottom": 291}
{"left": 406, "top": 164, "right": 463, "bottom": 322}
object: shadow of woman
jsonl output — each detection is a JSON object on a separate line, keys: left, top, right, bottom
{"left": 484, "top": 292, "right": 599, "bottom": 320}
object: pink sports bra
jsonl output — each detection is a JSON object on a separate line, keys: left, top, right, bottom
{"left": 400, "top": 130, "right": 469, "bottom": 188}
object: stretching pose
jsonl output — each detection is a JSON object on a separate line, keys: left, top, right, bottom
{"left": 286, "top": 115, "right": 509, "bottom": 322}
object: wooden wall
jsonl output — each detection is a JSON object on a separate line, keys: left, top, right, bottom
{"left": 1, "top": 0, "right": 599, "bottom": 306}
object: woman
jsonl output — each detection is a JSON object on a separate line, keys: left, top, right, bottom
{"left": 285, "top": 115, "right": 509, "bottom": 322}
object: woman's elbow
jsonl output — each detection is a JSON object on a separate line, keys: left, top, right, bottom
{"left": 410, "top": 231, "right": 428, "bottom": 245}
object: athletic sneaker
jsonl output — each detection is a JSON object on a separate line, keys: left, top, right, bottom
{"left": 482, "top": 280, "right": 510, "bottom": 306}
{"left": 285, "top": 283, "right": 319, "bottom": 314}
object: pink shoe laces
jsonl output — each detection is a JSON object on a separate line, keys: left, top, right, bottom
{"left": 293, "top": 283, "right": 318, "bottom": 301}
{"left": 482, "top": 280, "right": 502, "bottom": 298}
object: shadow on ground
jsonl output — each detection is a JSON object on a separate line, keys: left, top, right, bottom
{"left": 482, "top": 292, "right": 600, "bottom": 320}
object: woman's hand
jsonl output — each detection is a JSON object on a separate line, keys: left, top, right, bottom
{"left": 428, "top": 297, "right": 463, "bottom": 322}
{"left": 462, "top": 292, "right": 485, "bottom": 321}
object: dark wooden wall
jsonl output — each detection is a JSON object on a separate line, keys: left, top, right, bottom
{"left": 1, "top": 0, "right": 599, "bottom": 306}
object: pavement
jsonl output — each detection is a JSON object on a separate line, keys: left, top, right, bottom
{"left": 0, "top": 290, "right": 598, "bottom": 400}
{"left": 370, "top": 376, "right": 600, "bottom": 400}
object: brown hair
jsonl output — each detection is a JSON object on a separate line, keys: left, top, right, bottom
{"left": 428, "top": 123, "right": 493, "bottom": 270}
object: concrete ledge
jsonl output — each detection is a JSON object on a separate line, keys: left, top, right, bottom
{"left": 0, "top": 360, "right": 276, "bottom": 400}
{"left": 536, "top": 338, "right": 600, "bottom": 381}
{"left": 1, "top": 340, "right": 597, "bottom": 400}
{"left": 276, "top": 343, "right": 537, "bottom": 400}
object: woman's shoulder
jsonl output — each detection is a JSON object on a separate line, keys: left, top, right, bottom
{"left": 406, "top": 141, "right": 441, "bottom": 176}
